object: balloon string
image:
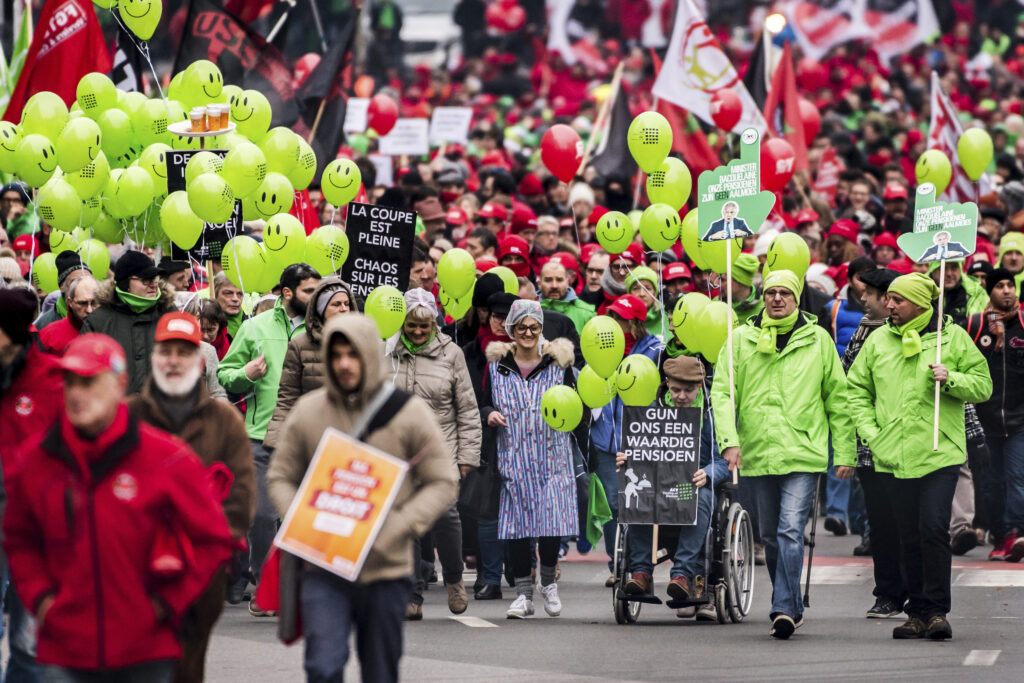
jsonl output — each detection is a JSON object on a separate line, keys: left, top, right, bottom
{"left": 107, "top": 7, "right": 168, "bottom": 107}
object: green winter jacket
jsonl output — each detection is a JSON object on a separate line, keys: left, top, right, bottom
{"left": 711, "top": 312, "right": 855, "bottom": 475}
{"left": 540, "top": 292, "right": 595, "bottom": 335}
{"left": 218, "top": 298, "right": 306, "bottom": 441}
{"left": 961, "top": 274, "right": 989, "bottom": 316}
{"left": 846, "top": 315, "right": 992, "bottom": 479}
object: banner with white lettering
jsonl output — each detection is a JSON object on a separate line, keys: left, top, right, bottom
{"left": 428, "top": 107, "right": 473, "bottom": 144}
{"left": 618, "top": 406, "right": 701, "bottom": 525}
{"left": 340, "top": 202, "right": 415, "bottom": 298}
{"left": 378, "top": 118, "right": 429, "bottom": 156}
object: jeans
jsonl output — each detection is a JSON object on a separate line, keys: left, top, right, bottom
{"left": 5, "top": 578, "right": 40, "bottom": 683}
{"left": 848, "top": 475, "right": 869, "bottom": 536}
{"left": 979, "top": 431, "right": 1024, "bottom": 541}
{"left": 410, "top": 504, "right": 464, "bottom": 605}
{"left": 627, "top": 486, "right": 713, "bottom": 579}
{"left": 40, "top": 662, "right": 173, "bottom": 683}
{"left": 825, "top": 444, "right": 850, "bottom": 522}
{"left": 884, "top": 464, "right": 959, "bottom": 619}
{"left": 300, "top": 571, "right": 412, "bottom": 683}
{"left": 476, "top": 518, "right": 503, "bottom": 587}
{"left": 591, "top": 447, "right": 619, "bottom": 571}
{"left": 249, "top": 439, "right": 278, "bottom": 587}
{"left": 856, "top": 467, "right": 903, "bottom": 603}
{"left": 746, "top": 472, "right": 818, "bottom": 620}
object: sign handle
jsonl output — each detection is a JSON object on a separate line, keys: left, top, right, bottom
{"left": 933, "top": 259, "right": 945, "bottom": 452}
{"left": 652, "top": 524, "right": 659, "bottom": 566}
{"left": 726, "top": 238, "right": 738, "bottom": 485}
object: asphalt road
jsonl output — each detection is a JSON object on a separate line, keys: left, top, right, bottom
{"left": 205, "top": 523, "right": 1024, "bottom": 682}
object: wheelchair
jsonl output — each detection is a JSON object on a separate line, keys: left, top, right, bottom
{"left": 611, "top": 483, "right": 755, "bottom": 624}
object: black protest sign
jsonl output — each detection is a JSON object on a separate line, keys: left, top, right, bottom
{"left": 340, "top": 202, "right": 416, "bottom": 299}
{"left": 166, "top": 149, "right": 242, "bottom": 263}
{"left": 618, "top": 405, "right": 701, "bottom": 526}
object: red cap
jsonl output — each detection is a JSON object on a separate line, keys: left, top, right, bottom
{"left": 663, "top": 262, "right": 692, "bottom": 282}
{"left": 155, "top": 312, "right": 202, "bottom": 346}
{"left": 60, "top": 333, "right": 127, "bottom": 377}
{"left": 446, "top": 206, "right": 468, "bottom": 226}
{"left": 872, "top": 231, "right": 899, "bottom": 250}
{"left": 518, "top": 172, "right": 543, "bottom": 197}
{"left": 588, "top": 205, "right": 609, "bottom": 225}
{"left": 827, "top": 219, "right": 860, "bottom": 244}
{"left": 498, "top": 235, "right": 530, "bottom": 261}
{"left": 510, "top": 202, "right": 538, "bottom": 234}
{"left": 12, "top": 234, "right": 38, "bottom": 256}
{"left": 476, "top": 202, "right": 508, "bottom": 221}
{"left": 475, "top": 257, "right": 498, "bottom": 272}
{"left": 559, "top": 216, "right": 575, "bottom": 229}
{"left": 547, "top": 251, "right": 579, "bottom": 274}
{"left": 795, "top": 208, "right": 819, "bottom": 224}
{"left": 608, "top": 294, "right": 648, "bottom": 321}
{"left": 882, "top": 183, "right": 908, "bottom": 200}
{"left": 615, "top": 242, "right": 644, "bottom": 266}
{"left": 479, "top": 150, "right": 509, "bottom": 169}
{"left": 580, "top": 243, "right": 603, "bottom": 265}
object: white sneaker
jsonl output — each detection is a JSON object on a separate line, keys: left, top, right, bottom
{"left": 676, "top": 606, "right": 697, "bottom": 619}
{"left": 506, "top": 594, "right": 534, "bottom": 619}
{"left": 696, "top": 602, "right": 717, "bottom": 621}
{"left": 537, "top": 582, "right": 562, "bottom": 617}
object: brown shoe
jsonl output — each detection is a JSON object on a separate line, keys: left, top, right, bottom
{"left": 625, "top": 572, "right": 652, "bottom": 595}
{"left": 892, "top": 616, "right": 927, "bottom": 639}
{"left": 446, "top": 580, "right": 468, "bottom": 615}
{"left": 405, "top": 602, "right": 423, "bottom": 621}
{"left": 925, "top": 615, "right": 952, "bottom": 640}
{"left": 667, "top": 575, "right": 691, "bottom": 601}
{"left": 605, "top": 574, "right": 616, "bottom": 587}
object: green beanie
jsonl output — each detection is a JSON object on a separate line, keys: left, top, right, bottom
{"left": 999, "top": 233, "right": 1024, "bottom": 263}
{"left": 888, "top": 272, "right": 939, "bottom": 309}
{"left": 762, "top": 269, "right": 802, "bottom": 298}
{"left": 625, "top": 265, "right": 659, "bottom": 295}
{"left": 732, "top": 253, "right": 759, "bottom": 287}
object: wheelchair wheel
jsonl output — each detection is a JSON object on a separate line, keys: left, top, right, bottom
{"left": 724, "top": 503, "right": 755, "bottom": 623}
{"left": 714, "top": 582, "right": 728, "bottom": 624}
{"left": 612, "top": 525, "right": 641, "bottom": 624}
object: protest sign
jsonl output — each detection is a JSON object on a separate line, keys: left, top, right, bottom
{"left": 344, "top": 97, "right": 369, "bottom": 134}
{"left": 429, "top": 107, "right": 473, "bottom": 144}
{"left": 897, "top": 182, "right": 978, "bottom": 264}
{"left": 618, "top": 406, "right": 701, "bottom": 525}
{"left": 368, "top": 153, "right": 393, "bottom": 188}
{"left": 697, "top": 127, "right": 776, "bottom": 241}
{"left": 274, "top": 428, "right": 408, "bottom": 582}
{"left": 165, "top": 148, "right": 241, "bottom": 262}
{"left": 811, "top": 146, "right": 843, "bottom": 208}
{"left": 340, "top": 202, "right": 416, "bottom": 298}
{"left": 378, "top": 118, "right": 429, "bottom": 156}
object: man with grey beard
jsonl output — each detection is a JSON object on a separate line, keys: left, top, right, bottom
{"left": 128, "top": 312, "right": 255, "bottom": 683}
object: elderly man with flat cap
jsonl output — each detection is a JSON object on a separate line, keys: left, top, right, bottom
{"left": 848, "top": 272, "right": 991, "bottom": 641}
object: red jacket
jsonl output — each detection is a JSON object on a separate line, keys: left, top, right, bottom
{"left": 0, "top": 339, "right": 63, "bottom": 454}
{"left": 2, "top": 405, "right": 233, "bottom": 670}
{"left": 39, "top": 317, "right": 81, "bottom": 356}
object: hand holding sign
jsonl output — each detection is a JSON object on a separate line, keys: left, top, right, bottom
{"left": 697, "top": 128, "right": 776, "bottom": 242}
{"left": 896, "top": 183, "right": 978, "bottom": 265}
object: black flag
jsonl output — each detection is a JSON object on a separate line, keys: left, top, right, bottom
{"left": 743, "top": 32, "right": 768, "bottom": 111}
{"left": 172, "top": 0, "right": 297, "bottom": 127}
{"left": 590, "top": 79, "right": 637, "bottom": 182}
{"left": 110, "top": 11, "right": 146, "bottom": 93}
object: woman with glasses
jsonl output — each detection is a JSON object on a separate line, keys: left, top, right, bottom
{"left": 482, "top": 299, "right": 580, "bottom": 619}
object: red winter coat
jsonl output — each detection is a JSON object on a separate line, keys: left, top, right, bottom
{"left": 2, "top": 405, "right": 233, "bottom": 671}
{"left": 0, "top": 339, "right": 63, "bottom": 455}
{"left": 39, "top": 317, "right": 81, "bottom": 356}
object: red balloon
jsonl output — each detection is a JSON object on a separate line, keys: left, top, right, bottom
{"left": 797, "top": 97, "right": 821, "bottom": 143}
{"left": 486, "top": 2, "right": 525, "bottom": 32}
{"left": 796, "top": 57, "right": 829, "bottom": 92}
{"left": 540, "top": 124, "right": 583, "bottom": 183}
{"left": 354, "top": 75, "right": 375, "bottom": 99}
{"left": 505, "top": 6, "right": 526, "bottom": 31}
{"left": 367, "top": 94, "right": 398, "bottom": 137}
{"left": 710, "top": 89, "right": 742, "bottom": 131}
{"left": 485, "top": 3, "right": 504, "bottom": 30}
{"left": 760, "top": 137, "right": 797, "bottom": 192}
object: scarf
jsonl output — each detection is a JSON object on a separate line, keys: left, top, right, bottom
{"left": 401, "top": 330, "right": 436, "bottom": 354}
{"left": 212, "top": 326, "right": 231, "bottom": 360}
{"left": 895, "top": 308, "right": 932, "bottom": 358}
{"left": 756, "top": 309, "right": 800, "bottom": 354}
{"left": 116, "top": 287, "right": 161, "bottom": 314}
{"left": 60, "top": 403, "right": 130, "bottom": 484}
{"left": 56, "top": 295, "right": 68, "bottom": 319}
{"left": 477, "top": 325, "right": 510, "bottom": 354}
{"left": 984, "top": 301, "right": 1021, "bottom": 351}
{"left": 600, "top": 267, "right": 627, "bottom": 298}
{"left": 623, "top": 331, "right": 637, "bottom": 355}
{"left": 504, "top": 261, "right": 531, "bottom": 278}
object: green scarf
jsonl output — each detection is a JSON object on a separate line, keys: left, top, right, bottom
{"left": 895, "top": 309, "right": 932, "bottom": 358}
{"left": 757, "top": 309, "right": 800, "bottom": 354}
{"left": 56, "top": 295, "right": 68, "bottom": 319}
{"left": 116, "top": 287, "right": 161, "bottom": 314}
{"left": 664, "top": 336, "right": 697, "bottom": 359}
{"left": 401, "top": 330, "right": 436, "bottom": 354}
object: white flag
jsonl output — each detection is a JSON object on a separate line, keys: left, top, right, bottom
{"left": 652, "top": 0, "right": 765, "bottom": 134}
{"left": 785, "top": 0, "right": 940, "bottom": 62}
{"left": 927, "top": 71, "right": 990, "bottom": 203}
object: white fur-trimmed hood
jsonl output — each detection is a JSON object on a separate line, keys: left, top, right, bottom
{"left": 485, "top": 337, "right": 574, "bottom": 368}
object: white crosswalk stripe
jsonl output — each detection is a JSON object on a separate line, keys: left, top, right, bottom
{"left": 963, "top": 650, "right": 1000, "bottom": 666}
{"left": 449, "top": 616, "right": 498, "bottom": 628}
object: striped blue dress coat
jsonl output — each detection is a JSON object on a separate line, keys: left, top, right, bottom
{"left": 484, "top": 338, "right": 579, "bottom": 539}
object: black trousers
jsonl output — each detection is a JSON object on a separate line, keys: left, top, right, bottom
{"left": 508, "top": 537, "right": 560, "bottom": 579}
{"left": 883, "top": 464, "right": 959, "bottom": 619}
{"left": 856, "top": 466, "right": 904, "bottom": 603}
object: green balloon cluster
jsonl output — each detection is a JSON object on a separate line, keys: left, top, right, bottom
{"left": 541, "top": 386, "right": 583, "bottom": 431}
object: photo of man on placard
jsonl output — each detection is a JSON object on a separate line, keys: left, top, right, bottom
{"left": 921, "top": 230, "right": 970, "bottom": 263}
{"left": 706, "top": 201, "right": 753, "bottom": 240}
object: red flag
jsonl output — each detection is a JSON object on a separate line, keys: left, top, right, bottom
{"left": 762, "top": 42, "right": 808, "bottom": 171}
{"left": 289, "top": 189, "right": 321, "bottom": 236}
{"left": 224, "top": 0, "right": 278, "bottom": 23}
{"left": 811, "top": 146, "right": 844, "bottom": 208}
{"left": 650, "top": 51, "right": 720, "bottom": 183}
{"left": 3, "top": 0, "right": 111, "bottom": 125}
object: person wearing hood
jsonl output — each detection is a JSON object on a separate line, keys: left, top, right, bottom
{"left": 626, "top": 265, "right": 668, "bottom": 338}
{"left": 35, "top": 251, "right": 93, "bottom": 331}
{"left": 539, "top": 259, "right": 595, "bottom": 334}
{"left": 723, "top": 253, "right": 763, "bottom": 326}
{"left": 268, "top": 314, "right": 457, "bottom": 682}
{"left": 848, "top": 273, "right": 992, "bottom": 641}
{"left": 967, "top": 268, "right": 1024, "bottom": 562}
{"left": 498, "top": 235, "right": 534, "bottom": 282}
{"left": 590, "top": 294, "right": 664, "bottom": 585}
{"left": 81, "top": 250, "right": 176, "bottom": 394}
{"left": 712, "top": 270, "right": 854, "bottom": 640}
{"left": 39, "top": 274, "right": 99, "bottom": 355}
{"left": 482, "top": 300, "right": 580, "bottom": 619}
{"left": 929, "top": 259, "right": 989, "bottom": 328}
{"left": 388, "top": 289, "right": 481, "bottom": 619}
{"left": 218, "top": 262, "right": 321, "bottom": 616}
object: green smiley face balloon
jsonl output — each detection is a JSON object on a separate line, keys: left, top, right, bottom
{"left": 259, "top": 127, "right": 300, "bottom": 175}
{"left": 222, "top": 142, "right": 267, "bottom": 197}
{"left": 187, "top": 172, "right": 235, "bottom": 224}
{"left": 595, "top": 210, "right": 635, "bottom": 254}
{"left": 66, "top": 150, "right": 110, "bottom": 199}
{"left": 287, "top": 139, "right": 317, "bottom": 191}
{"left": 15, "top": 134, "right": 58, "bottom": 188}
{"left": 138, "top": 143, "right": 171, "bottom": 197}
{"left": 541, "top": 385, "right": 584, "bottom": 432}
{"left": 614, "top": 354, "right": 660, "bottom": 406}
{"left": 230, "top": 90, "right": 272, "bottom": 140}
{"left": 56, "top": 117, "right": 102, "bottom": 173}
{"left": 306, "top": 225, "right": 350, "bottom": 275}
{"left": 639, "top": 202, "right": 681, "bottom": 252}
{"left": 184, "top": 151, "right": 224, "bottom": 186}
{"left": 580, "top": 315, "right": 625, "bottom": 379}
{"left": 576, "top": 365, "right": 617, "bottom": 409}
{"left": 0, "top": 122, "right": 23, "bottom": 173}
{"left": 364, "top": 285, "right": 407, "bottom": 338}
{"left": 321, "top": 158, "right": 362, "bottom": 207}
{"left": 262, "top": 213, "right": 307, "bottom": 270}
{"left": 118, "top": 0, "right": 162, "bottom": 41}
{"left": 76, "top": 72, "right": 119, "bottom": 120}
{"left": 249, "top": 172, "right": 294, "bottom": 220}
{"left": 182, "top": 60, "right": 224, "bottom": 105}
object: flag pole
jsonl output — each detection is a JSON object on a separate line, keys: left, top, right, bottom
{"left": 933, "top": 258, "right": 945, "bottom": 451}
{"left": 577, "top": 62, "right": 624, "bottom": 175}
{"left": 726, "top": 237, "right": 737, "bottom": 484}
{"left": 307, "top": 0, "right": 329, "bottom": 53}
{"left": 266, "top": 0, "right": 297, "bottom": 44}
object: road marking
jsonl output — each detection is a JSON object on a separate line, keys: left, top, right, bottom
{"left": 800, "top": 565, "right": 873, "bottom": 585}
{"left": 963, "top": 650, "right": 1000, "bottom": 666}
{"left": 953, "top": 570, "right": 1024, "bottom": 587}
{"left": 449, "top": 616, "right": 498, "bottom": 628}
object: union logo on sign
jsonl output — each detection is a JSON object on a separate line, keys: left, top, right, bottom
{"left": 676, "top": 20, "right": 739, "bottom": 94}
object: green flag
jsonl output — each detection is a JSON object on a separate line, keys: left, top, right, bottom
{"left": 0, "top": 3, "right": 32, "bottom": 118}
{"left": 586, "top": 475, "right": 613, "bottom": 546}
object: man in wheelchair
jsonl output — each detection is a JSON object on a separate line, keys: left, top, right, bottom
{"left": 614, "top": 356, "right": 730, "bottom": 617}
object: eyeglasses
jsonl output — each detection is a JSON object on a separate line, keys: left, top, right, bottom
{"left": 130, "top": 276, "right": 157, "bottom": 286}
{"left": 764, "top": 289, "right": 795, "bottom": 300}
{"left": 490, "top": 312, "right": 507, "bottom": 321}
{"left": 72, "top": 299, "right": 97, "bottom": 309}
{"left": 611, "top": 262, "right": 632, "bottom": 273}
{"left": 585, "top": 268, "right": 604, "bottom": 276}
{"left": 515, "top": 324, "right": 541, "bottom": 336}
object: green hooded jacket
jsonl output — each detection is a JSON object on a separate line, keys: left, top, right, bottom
{"left": 711, "top": 312, "right": 855, "bottom": 475}
{"left": 846, "top": 315, "right": 992, "bottom": 479}
{"left": 218, "top": 298, "right": 306, "bottom": 441}
{"left": 960, "top": 274, "right": 989, "bottom": 316}
{"left": 540, "top": 294, "right": 595, "bottom": 335}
